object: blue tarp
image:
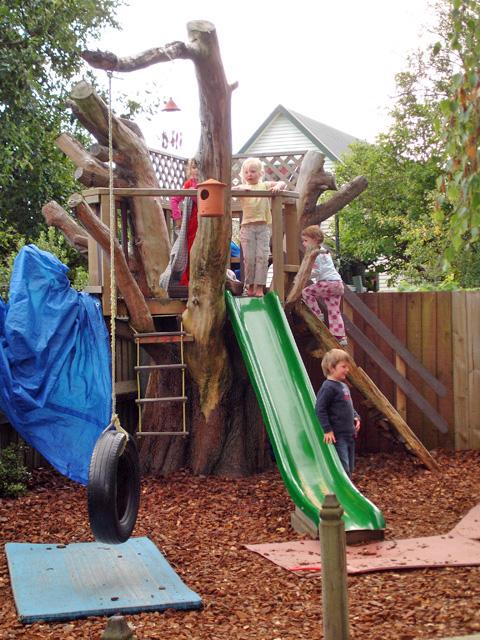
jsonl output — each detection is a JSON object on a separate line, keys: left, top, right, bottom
{"left": 0, "top": 245, "right": 111, "bottom": 485}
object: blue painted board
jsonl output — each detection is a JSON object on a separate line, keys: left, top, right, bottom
{"left": 5, "top": 536, "right": 202, "bottom": 623}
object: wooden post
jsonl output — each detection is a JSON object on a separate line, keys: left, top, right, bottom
{"left": 342, "top": 297, "right": 355, "bottom": 358}
{"left": 101, "top": 614, "right": 135, "bottom": 639}
{"left": 395, "top": 354, "right": 407, "bottom": 420}
{"left": 271, "top": 194, "right": 285, "bottom": 301}
{"left": 283, "top": 200, "right": 299, "bottom": 293}
{"left": 100, "top": 193, "right": 112, "bottom": 316}
{"left": 320, "top": 494, "right": 350, "bottom": 640}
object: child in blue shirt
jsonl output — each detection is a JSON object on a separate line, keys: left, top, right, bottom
{"left": 315, "top": 348, "right": 360, "bottom": 477}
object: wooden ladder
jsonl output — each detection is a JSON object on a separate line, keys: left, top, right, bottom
{"left": 134, "top": 323, "right": 193, "bottom": 436}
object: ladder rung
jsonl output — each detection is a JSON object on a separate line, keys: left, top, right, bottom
{"left": 135, "top": 396, "right": 188, "bottom": 404}
{"left": 135, "top": 331, "right": 188, "bottom": 337}
{"left": 135, "top": 364, "right": 187, "bottom": 371}
{"left": 136, "top": 431, "right": 189, "bottom": 436}
{"left": 135, "top": 334, "right": 193, "bottom": 344}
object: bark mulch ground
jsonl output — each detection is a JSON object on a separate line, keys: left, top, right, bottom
{"left": 1, "top": 449, "right": 480, "bottom": 640}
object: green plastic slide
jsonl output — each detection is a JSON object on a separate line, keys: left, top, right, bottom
{"left": 226, "top": 291, "right": 385, "bottom": 535}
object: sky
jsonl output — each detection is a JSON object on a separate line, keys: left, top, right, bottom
{"left": 86, "top": 0, "right": 439, "bottom": 157}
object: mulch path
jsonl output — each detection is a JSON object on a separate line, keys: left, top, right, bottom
{"left": 1, "top": 449, "right": 480, "bottom": 640}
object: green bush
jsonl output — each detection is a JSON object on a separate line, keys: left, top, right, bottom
{"left": 0, "top": 444, "right": 31, "bottom": 499}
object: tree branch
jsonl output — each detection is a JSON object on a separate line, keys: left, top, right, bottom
{"left": 67, "top": 194, "right": 155, "bottom": 333}
{"left": 313, "top": 176, "right": 368, "bottom": 226}
{"left": 81, "top": 41, "right": 190, "bottom": 72}
{"left": 42, "top": 200, "right": 89, "bottom": 257}
{"left": 64, "top": 81, "right": 171, "bottom": 296}
{"left": 284, "top": 247, "right": 320, "bottom": 311}
{"left": 296, "top": 150, "right": 368, "bottom": 229}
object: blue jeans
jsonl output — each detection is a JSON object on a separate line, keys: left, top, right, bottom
{"left": 334, "top": 436, "right": 355, "bottom": 477}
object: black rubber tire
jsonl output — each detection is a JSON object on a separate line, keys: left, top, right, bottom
{"left": 87, "top": 429, "right": 141, "bottom": 544}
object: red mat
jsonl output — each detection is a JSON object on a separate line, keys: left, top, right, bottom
{"left": 246, "top": 504, "right": 480, "bottom": 575}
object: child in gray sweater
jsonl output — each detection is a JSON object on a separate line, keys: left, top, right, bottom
{"left": 315, "top": 349, "right": 360, "bottom": 477}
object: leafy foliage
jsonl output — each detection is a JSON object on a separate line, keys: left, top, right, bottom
{"left": 0, "top": 228, "right": 88, "bottom": 300}
{"left": 434, "top": 0, "right": 480, "bottom": 262}
{"left": 336, "top": 0, "right": 480, "bottom": 290}
{"left": 0, "top": 0, "right": 122, "bottom": 240}
{"left": 335, "top": 139, "right": 442, "bottom": 285}
{"left": 0, "top": 443, "right": 31, "bottom": 499}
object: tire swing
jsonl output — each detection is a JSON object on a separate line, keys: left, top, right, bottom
{"left": 87, "top": 71, "right": 141, "bottom": 544}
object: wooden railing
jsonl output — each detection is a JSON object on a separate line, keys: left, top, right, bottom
{"left": 79, "top": 187, "right": 301, "bottom": 313}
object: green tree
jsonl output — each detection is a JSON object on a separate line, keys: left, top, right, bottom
{"left": 434, "top": 0, "right": 480, "bottom": 263}
{"left": 0, "top": 0, "right": 122, "bottom": 243}
{"left": 335, "top": 137, "right": 442, "bottom": 286}
{"left": 336, "top": 0, "right": 480, "bottom": 289}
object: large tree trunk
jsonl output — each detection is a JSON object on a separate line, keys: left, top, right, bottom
{"left": 82, "top": 20, "right": 250, "bottom": 475}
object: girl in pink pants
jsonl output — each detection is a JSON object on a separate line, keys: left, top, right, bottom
{"left": 301, "top": 225, "right": 346, "bottom": 345}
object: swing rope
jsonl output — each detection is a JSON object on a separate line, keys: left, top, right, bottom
{"left": 106, "top": 70, "right": 128, "bottom": 438}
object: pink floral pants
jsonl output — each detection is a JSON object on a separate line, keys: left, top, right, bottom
{"left": 302, "top": 280, "right": 345, "bottom": 339}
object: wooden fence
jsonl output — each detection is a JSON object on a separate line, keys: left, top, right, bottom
{"left": 343, "top": 291, "right": 480, "bottom": 453}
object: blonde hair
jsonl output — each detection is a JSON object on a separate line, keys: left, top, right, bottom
{"left": 240, "top": 157, "right": 265, "bottom": 183}
{"left": 186, "top": 157, "right": 199, "bottom": 179}
{"left": 321, "top": 349, "right": 351, "bottom": 377}
{"left": 301, "top": 225, "right": 324, "bottom": 245}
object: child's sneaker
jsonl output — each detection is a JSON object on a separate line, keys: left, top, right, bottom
{"left": 338, "top": 337, "right": 348, "bottom": 347}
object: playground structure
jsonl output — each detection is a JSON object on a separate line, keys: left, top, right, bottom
{"left": 47, "top": 169, "right": 459, "bottom": 540}
{"left": 2, "top": 149, "right": 478, "bottom": 542}
{"left": 76, "top": 178, "right": 453, "bottom": 447}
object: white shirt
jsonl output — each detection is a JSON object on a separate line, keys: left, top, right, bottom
{"left": 311, "top": 249, "right": 341, "bottom": 282}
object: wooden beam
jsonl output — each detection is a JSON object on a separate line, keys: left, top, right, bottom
{"left": 115, "top": 380, "right": 137, "bottom": 397}
{"left": 271, "top": 195, "right": 284, "bottom": 301}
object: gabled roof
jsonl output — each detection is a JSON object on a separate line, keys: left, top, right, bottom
{"left": 238, "top": 104, "right": 360, "bottom": 161}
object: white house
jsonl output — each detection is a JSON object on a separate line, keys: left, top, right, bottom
{"left": 237, "top": 104, "right": 360, "bottom": 172}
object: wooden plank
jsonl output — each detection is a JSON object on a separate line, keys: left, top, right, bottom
{"left": 452, "top": 292, "right": 469, "bottom": 449}
{"left": 364, "top": 296, "right": 384, "bottom": 412}
{"left": 436, "top": 291, "right": 455, "bottom": 448}
{"left": 391, "top": 293, "right": 407, "bottom": 421}
{"left": 284, "top": 202, "right": 299, "bottom": 292}
{"left": 342, "top": 298, "right": 355, "bottom": 361}
{"left": 377, "top": 292, "right": 395, "bottom": 410}
{"left": 421, "top": 292, "right": 438, "bottom": 448}
{"left": 83, "top": 285, "right": 103, "bottom": 294}
{"left": 135, "top": 334, "right": 194, "bottom": 345}
{"left": 343, "top": 288, "right": 446, "bottom": 396}
{"left": 86, "top": 201, "right": 101, "bottom": 288}
{"left": 271, "top": 195, "right": 285, "bottom": 301}
{"left": 467, "top": 292, "right": 480, "bottom": 449}
{"left": 351, "top": 295, "right": 369, "bottom": 451}
{"left": 117, "top": 298, "right": 186, "bottom": 317}
{"left": 115, "top": 380, "right": 137, "bottom": 397}
{"left": 395, "top": 355, "right": 407, "bottom": 419}
{"left": 406, "top": 292, "right": 425, "bottom": 444}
